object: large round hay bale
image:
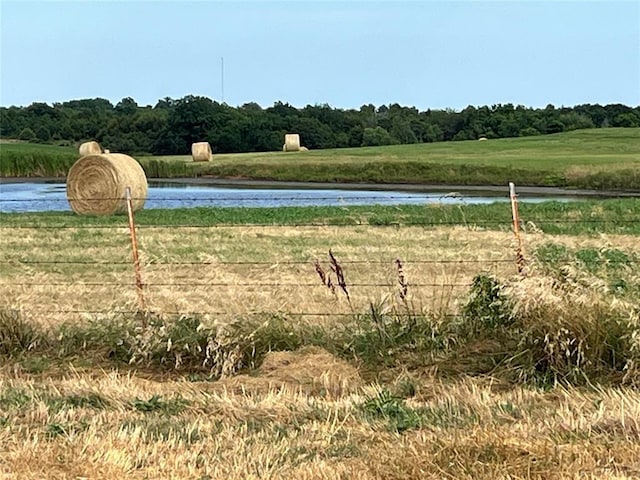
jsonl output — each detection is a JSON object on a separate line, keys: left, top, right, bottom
{"left": 284, "top": 134, "right": 300, "bottom": 152}
{"left": 78, "top": 141, "right": 102, "bottom": 156}
{"left": 66, "top": 153, "right": 148, "bottom": 216}
{"left": 191, "top": 142, "right": 212, "bottom": 162}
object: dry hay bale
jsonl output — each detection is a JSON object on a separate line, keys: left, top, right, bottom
{"left": 299, "top": 146, "right": 309, "bottom": 152}
{"left": 78, "top": 141, "right": 102, "bottom": 156}
{"left": 104, "top": 149, "right": 110, "bottom": 153}
{"left": 478, "top": 137, "right": 488, "bottom": 141}
{"left": 191, "top": 142, "right": 212, "bottom": 162}
{"left": 66, "top": 153, "right": 148, "bottom": 215}
{"left": 283, "top": 133, "right": 301, "bottom": 152}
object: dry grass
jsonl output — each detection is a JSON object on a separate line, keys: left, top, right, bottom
{"left": 1, "top": 222, "right": 640, "bottom": 478}
{"left": 1, "top": 365, "right": 640, "bottom": 479}
{"left": 0, "top": 225, "right": 523, "bottom": 326}
{"left": 1, "top": 225, "right": 639, "bottom": 327}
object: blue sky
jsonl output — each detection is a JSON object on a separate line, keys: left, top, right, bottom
{"left": 1, "top": 1, "right": 639, "bottom": 110}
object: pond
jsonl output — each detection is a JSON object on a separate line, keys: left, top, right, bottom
{"left": 0, "top": 180, "right": 611, "bottom": 213}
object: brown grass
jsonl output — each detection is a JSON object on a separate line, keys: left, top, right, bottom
{"left": 1, "top": 368, "right": 639, "bottom": 479}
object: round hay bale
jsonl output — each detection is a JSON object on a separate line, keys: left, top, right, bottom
{"left": 299, "top": 146, "right": 309, "bottom": 152}
{"left": 78, "top": 141, "right": 102, "bottom": 156}
{"left": 191, "top": 142, "right": 212, "bottom": 162}
{"left": 66, "top": 153, "right": 148, "bottom": 216}
{"left": 478, "top": 137, "right": 488, "bottom": 141}
{"left": 104, "top": 149, "right": 110, "bottom": 153}
{"left": 284, "top": 133, "right": 300, "bottom": 152}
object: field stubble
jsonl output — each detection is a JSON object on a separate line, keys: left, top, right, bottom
{"left": 2, "top": 207, "right": 640, "bottom": 478}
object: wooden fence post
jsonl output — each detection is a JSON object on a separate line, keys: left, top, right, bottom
{"left": 126, "top": 186, "right": 147, "bottom": 326}
{"left": 509, "top": 182, "right": 526, "bottom": 275}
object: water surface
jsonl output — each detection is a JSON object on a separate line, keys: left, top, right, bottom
{"left": 0, "top": 181, "right": 586, "bottom": 213}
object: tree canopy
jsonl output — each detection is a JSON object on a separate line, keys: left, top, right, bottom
{"left": 1, "top": 97, "right": 638, "bottom": 155}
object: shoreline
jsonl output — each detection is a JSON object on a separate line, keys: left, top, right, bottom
{"left": 1, "top": 176, "right": 639, "bottom": 198}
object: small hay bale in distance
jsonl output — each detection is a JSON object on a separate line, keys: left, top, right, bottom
{"left": 191, "top": 142, "right": 212, "bottom": 162}
{"left": 66, "top": 153, "right": 148, "bottom": 216}
{"left": 478, "top": 137, "right": 488, "bottom": 141}
{"left": 78, "top": 141, "right": 102, "bottom": 156}
{"left": 299, "top": 146, "right": 309, "bottom": 152}
{"left": 283, "top": 133, "right": 301, "bottom": 152}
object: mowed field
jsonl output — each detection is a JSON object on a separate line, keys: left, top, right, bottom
{"left": 151, "top": 127, "right": 640, "bottom": 170}
{"left": 1, "top": 198, "right": 640, "bottom": 478}
{"left": 2, "top": 128, "right": 640, "bottom": 189}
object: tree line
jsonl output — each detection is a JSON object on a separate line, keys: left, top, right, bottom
{"left": 1, "top": 96, "right": 638, "bottom": 155}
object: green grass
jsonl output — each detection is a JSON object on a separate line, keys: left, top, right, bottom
{"left": 2, "top": 198, "right": 640, "bottom": 235}
{"left": 0, "top": 142, "right": 77, "bottom": 176}
{"left": 2, "top": 129, "right": 640, "bottom": 189}
{"left": 143, "top": 128, "right": 640, "bottom": 189}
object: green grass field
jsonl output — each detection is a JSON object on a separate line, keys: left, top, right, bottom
{"left": 2, "top": 128, "right": 640, "bottom": 189}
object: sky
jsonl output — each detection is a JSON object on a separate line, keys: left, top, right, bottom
{"left": 1, "top": 0, "right": 639, "bottom": 110}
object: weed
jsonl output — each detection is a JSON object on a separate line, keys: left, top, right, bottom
{"left": 360, "top": 389, "right": 422, "bottom": 433}
{"left": 0, "top": 308, "right": 42, "bottom": 355}
{"left": 121, "top": 418, "right": 203, "bottom": 444}
{"left": 46, "top": 393, "right": 110, "bottom": 413}
{"left": 45, "top": 421, "right": 88, "bottom": 439}
{"left": 132, "top": 394, "right": 189, "bottom": 415}
{"left": 461, "top": 274, "right": 513, "bottom": 335}
{"left": 0, "top": 388, "right": 31, "bottom": 409}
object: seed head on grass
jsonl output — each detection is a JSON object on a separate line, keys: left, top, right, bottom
{"left": 314, "top": 259, "right": 336, "bottom": 296}
{"left": 395, "top": 258, "right": 408, "bottom": 301}
{"left": 329, "top": 249, "right": 350, "bottom": 303}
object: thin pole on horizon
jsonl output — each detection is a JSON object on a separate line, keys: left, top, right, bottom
{"left": 221, "top": 57, "right": 224, "bottom": 103}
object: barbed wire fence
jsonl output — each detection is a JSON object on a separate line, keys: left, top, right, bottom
{"left": 1, "top": 184, "right": 637, "bottom": 324}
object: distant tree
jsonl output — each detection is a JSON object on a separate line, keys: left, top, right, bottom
{"left": 115, "top": 97, "right": 139, "bottom": 116}
{"left": 545, "top": 119, "right": 565, "bottom": 134}
{"left": 390, "top": 117, "right": 418, "bottom": 144}
{"left": 18, "top": 127, "right": 36, "bottom": 141}
{"left": 612, "top": 113, "right": 640, "bottom": 128}
{"left": 362, "top": 126, "right": 395, "bottom": 146}
{"left": 35, "top": 126, "right": 51, "bottom": 143}
{"left": 521, "top": 127, "right": 540, "bottom": 136}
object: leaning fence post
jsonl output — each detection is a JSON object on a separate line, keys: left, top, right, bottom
{"left": 509, "top": 182, "right": 526, "bottom": 275}
{"left": 126, "top": 186, "right": 147, "bottom": 326}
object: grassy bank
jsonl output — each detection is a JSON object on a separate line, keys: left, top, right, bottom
{"left": 2, "top": 128, "right": 640, "bottom": 190}
{"left": 3, "top": 198, "right": 640, "bottom": 235}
